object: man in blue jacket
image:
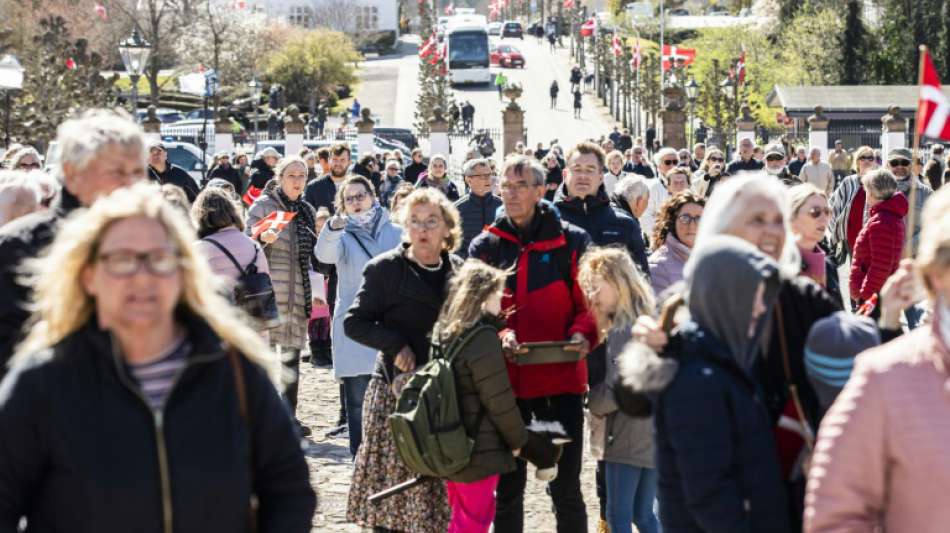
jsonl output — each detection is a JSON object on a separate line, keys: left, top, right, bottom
{"left": 454, "top": 158, "right": 502, "bottom": 257}
{"left": 304, "top": 143, "right": 351, "bottom": 212}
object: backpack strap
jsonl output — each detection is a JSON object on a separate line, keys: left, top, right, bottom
{"left": 202, "top": 237, "right": 250, "bottom": 276}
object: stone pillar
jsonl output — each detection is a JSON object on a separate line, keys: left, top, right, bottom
{"left": 214, "top": 108, "right": 234, "bottom": 156}
{"left": 142, "top": 105, "right": 162, "bottom": 145}
{"left": 659, "top": 85, "right": 687, "bottom": 150}
{"left": 735, "top": 104, "right": 756, "bottom": 147}
{"left": 428, "top": 109, "right": 450, "bottom": 157}
{"left": 501, "top": 84, "right": 526, "bottom": 158}
{"left": 356, "top": 108, "right": 376, "bottom": 157}
{"left": 881, "top": 105, "right": 906, "bottom": 157}
{"left": 284, "top": 105, "right": 305, "bottom": 157}
{"left": 807, "top": 105, "right": 830, "bottom": 160}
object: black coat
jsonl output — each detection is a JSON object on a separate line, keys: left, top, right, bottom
{"left": 343, "top": 244, "right": 462, "bottom": 382}
{"left": 206, "top": 164, "right": 243, "bottom": 192}
{"left": 149, "top": 164, "right": 199, "bottom": 202}
{"left": 0, "top": 189, "right": 80, "bottom": 378}
{"left": 248, "top": 159, "right": 275, "bottom": 191}
{"left": 303, "top": 174, "right": 338, "bottom": 212}
{"left": 553, "top": 185, "right": 650, "bottom": 277}
{"left": 654, "top": 322, "right": 790, "bottom": 533}
{"left": 404, "top": 161, "right": 427, "bottom": 184}
{"left": 0, "top": 313, "right": 316, "bottom": 532}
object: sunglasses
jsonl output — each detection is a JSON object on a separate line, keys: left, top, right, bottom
{"left": 662, "top": 159, "right": 678, "bottom": 166}
{"left": 708, "top": 157, "right": 724, "bottom": 162}
{"left": 765, "top": 155, "right": 784, "bottom": 162}
{"left": 857, "top": 155, "right": 875, "bottom": 161}
{"left": 17, "top": 162, "right": 41, "bottom": 170}
{"left": 889, "top": 159, "right": 911, "bottom": 167}
{"left": 806, "top": 206, "right": 831, "bottom": 219}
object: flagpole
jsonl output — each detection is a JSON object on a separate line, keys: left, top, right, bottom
{"left": 904, "top": 44, "right": 927, "bottom": 259}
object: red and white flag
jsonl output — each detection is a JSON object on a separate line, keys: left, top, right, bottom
{"left": 736, "top": 46, "right": 747, "bottom": 85}
{"left": 251, "top": 211, "right": 297, "bottom": 240}
{"left": 444, "top": 3, "right": 454, "bottom": 15}
{"left": 580, "top": 18, "right": 596, "bottom": 37}
{"left": 611, "top": 35, "right": 623, "bottom": 58}
{"left": 563, "top": 0, "right": 575, "bottom": 9}
{"left": 630, "top": 38, "right": 642, "bottom": 70}
{"left": 918, "top": 48, "right": 950, "bottom": 140}
{"left": 661, "top": 44, "right": 696, "bottom": 71}
{"left": 65, "top": 57, "right": 77, "bottom": 70}
{"left": 419, "top": 33, "right": 437, "bottom": 59}
{"left": 94, "top": 3, "right": 108, "bottom": 20}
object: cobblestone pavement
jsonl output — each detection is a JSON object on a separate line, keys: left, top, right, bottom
{"left": 299, "top": 362, "right": 602, "bottom": 532}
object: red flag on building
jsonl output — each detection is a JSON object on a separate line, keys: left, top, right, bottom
{"left": 611, "top": 35, "right": 623, "bottom": 58}
{"left": 661, "top": 44, "right": 696, "bottom": 71}
{"left": 631, "top": 39, "right": 642, "bottom": 70}
{"left": 918, "top": 48, "right": 950, "bottom": 140}
{"left": 736, "top": 46, "right": 747, "bottom": 85}
{"left": 580, "top": 18, "right": 596, "bottom": 37}
{"left": 251, "top": 211, "right": 298, "bottom": 240}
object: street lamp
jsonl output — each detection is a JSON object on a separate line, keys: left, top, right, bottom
{"left": 118, "top": 28, "right": 152, "bottom": 122}
{"left": 248, "top": 78, "right": 262, "bottom": 141}
{"left": 0, "top": 54, "right": 24, "bottom": 149}
{"left": 685, "top": 77, "right": 698, "bottom": 147}
{"left": 720, "top": 76, "right": 737, "bottom": 156}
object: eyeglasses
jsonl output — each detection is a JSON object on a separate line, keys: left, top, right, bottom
{"left": 16, "top": 161, "right": 41, "bottom": 170}
{"left": 344, "top": 191, "right": 370, "bottom": 204}
{"left": 676, "top": 214, "right": 702, "bottom": 226}
{"left": 661, "top": 159, "right": 678, "bottom": 166}
{"left": 408, "top": 217, "right": 443, "bottom": 230}
{"left": 806, "top": 206, "right": 831, "bottom": 219}
{"left": 857, "top": 155, "right": 875, "bottom": 161}
{"left": 708, "top": 157, "right": 724, "bottom": 163}
{"left": 97, "top": 248, "right": 180, "bottom": 277}
{"left": 888, "top": 159, "right": 911, "bottom": 167}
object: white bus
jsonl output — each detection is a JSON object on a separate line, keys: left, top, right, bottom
{"left": 445, "top": 15, "right": 491, "bottom": 85}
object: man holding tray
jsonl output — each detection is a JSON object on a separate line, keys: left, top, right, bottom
{"left": 470, "top": 154, "right": 600, "bottom": 533}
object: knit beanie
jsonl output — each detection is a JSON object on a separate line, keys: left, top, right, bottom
{"left": 804, "top": 312, "right": 881, "bottom": 409}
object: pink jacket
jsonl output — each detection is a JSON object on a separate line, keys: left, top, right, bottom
{"left": 805, "top": 318, "right": 950, "bottom": 532}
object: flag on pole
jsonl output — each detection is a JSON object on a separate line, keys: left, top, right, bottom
{"left": 661, "top": 44, "right": 696, "bottom": 71}
{"left": 251, "top": 211, "right": 298, "bottom": 240}
{"left": 580, "top": 18, "right": 596, "bottom": 37}
{"left": 419, "top": 34, "right": 437, "bottom": 59}
{"left": 563, "top": 0, "right": 575, "bottom": 9}
{"left": 611, "top": 35, "right": 623, "bottom": 57}
{"left": 630, "top": 39, "right": 642, "bottom": 70}
{"left": 918, "top": 48, "right": 950, "bottom": 140}
{"left": 94, "top": 3, "right": 108, "bottom": 20}
{"left": 736, "top": 46, "right": 747, "bottom": 85}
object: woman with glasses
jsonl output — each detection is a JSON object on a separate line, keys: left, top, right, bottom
{"left": 648, "top": 191, "right": 705, "bottom": 300}
{"left": 0, "top": 183, "right": 316, "bottom": 532}
{"left": 828, "top": 145, "right": 879, "bottom": 263}
{"left": 692, "top": 147, "right": 726, "bottom": 199}
{"left": 245, "top": 156, "right": 318, "bottom": 436}
{"left": 0, "top": 170, "right": 42, "bottom": 228}
{"left": 788, "top": 184, "right": 842, "bottom": 306}
{"left": 315, "top": 175, "right": 402, "bottom": 457}
{"left": 344, "top": 188, "right": 462, "bottom": 532}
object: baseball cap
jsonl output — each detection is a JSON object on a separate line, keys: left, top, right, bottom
{"left": 765, "top": 144, "right": 786, "bottom": 158}
{"left": 887, "top": 147, "right": 912, "bottom": 161}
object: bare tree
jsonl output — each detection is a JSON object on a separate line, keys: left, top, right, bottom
{"left": 107, "top": 0, "right": 184, "bottom": 106}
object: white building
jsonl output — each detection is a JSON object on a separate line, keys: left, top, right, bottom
{"left": 241, "top": 0, "right": 399, "bottom": 50}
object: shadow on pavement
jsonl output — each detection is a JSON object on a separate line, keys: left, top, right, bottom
{"left": 304, "top": 440, "right": 352, "bottom": 464}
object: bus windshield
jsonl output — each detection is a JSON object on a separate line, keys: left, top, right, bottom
{"left": 448, "top": 31, "right": 489, "bottom": 69}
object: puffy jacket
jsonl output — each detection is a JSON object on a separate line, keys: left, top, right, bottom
{"left": 404, "top": 161, "right": 427, "bottom": 184}
{"left": 652, "top": 323, "right": 790, "bottom": 533}
{"left": 303, "top": 174, "right": 338, "bottom": 213}
{"left": 468, "top": 203, "right": 598, "bottom": 399}
{"left": 454, "top": 192, "right": 502, "bottom": 258}
{"left": 553, "top": 185, "right": 650, "bottom": 277}
{"left": 648, "top": 234, "right": 691, "bottom": 298}
{"left": 849, "top": 192, "right": 908, "bottom": 302}
{"left": 0, "top": 189, "right": 80, "bottom": 378}
{"left": 247, "top": 159, "right": 274, "bottom": 191}
{"left": 447, "top": 321, "right": 529, "bottom": 483}
{"left": 315, "top": 208, "right": 402, "bottom": 378}
{"left": 0, "top": 312, "right": 316, "bottom": 532}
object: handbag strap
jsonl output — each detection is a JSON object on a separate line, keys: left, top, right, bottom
{"left": 774, "top": 305, "right": 815, "bottom": 451}
{"left": 226, "top": 349, "right": 259, "bottom": 531}
{"left": 202, "top": 237, "right": 254, "bottom": 277}
{"left": 350, "top": 232, "right": 374, "bottom": 260}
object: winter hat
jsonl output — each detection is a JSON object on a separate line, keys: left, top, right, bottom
{"left": 804, "top": 312, "right": 881, "bottom": 409}
{"left": 256, "top": 146, "right": 281, "bottom": 159}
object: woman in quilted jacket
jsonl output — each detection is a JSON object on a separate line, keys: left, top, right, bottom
{"left": 849, "top": 169, "right": 908, "bottom": 307}
{"left": 647, "top": 191, "right": 705, "bottom": 300}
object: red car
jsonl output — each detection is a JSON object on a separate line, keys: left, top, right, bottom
{"left": 490, "top": 44, "right": 525, "bottom": 68}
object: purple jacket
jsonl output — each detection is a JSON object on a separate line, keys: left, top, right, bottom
{"left": 648, "top": 234, "right": 690, "bottom": 299}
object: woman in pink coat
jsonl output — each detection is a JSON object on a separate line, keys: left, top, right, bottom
{"left": 805, "top": 185, "right": 950, "bottom": 533}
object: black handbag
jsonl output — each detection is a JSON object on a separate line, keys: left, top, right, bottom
{"left": 202, "top": 238, "right": 279, "bottom": 323}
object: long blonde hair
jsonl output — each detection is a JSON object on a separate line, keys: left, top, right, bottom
{"left": 578, "top": 247, "right": 656, "bottom": 335}
{"left": 432, "top": 259, "right": 508, "bottom": 342}
{"left": 16, "top": 182, "right": 272, "bottom": 369}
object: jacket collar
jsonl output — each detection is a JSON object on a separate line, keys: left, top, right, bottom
{"left": 552, "top": 183, "right": 610, "bottom": 213}
{"left": 78, "top": 307, "right": 226, "bottom": 361}
{"left": 396, "top": 243, "right": 453, "bottom": 310}
{"left": 490, "top": 201, "right": 564, "bottom": 247}
{"left": 664, "top": 234, "right": 692, "bottom": 261}
{"left": 56, "top": 187, "right": 82, "bottom": 216}
{"left": 677, "top": 321, "right": 758, "bottom": 388}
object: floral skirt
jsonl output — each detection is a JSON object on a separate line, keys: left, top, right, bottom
{"left": 347, "top": 376, "right": 451, "bottom": 532}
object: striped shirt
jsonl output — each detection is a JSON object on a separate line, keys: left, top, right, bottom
{"left": 128, "top": 337, "right": 191, "bottom": 411}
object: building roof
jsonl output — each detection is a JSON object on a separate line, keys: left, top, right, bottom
{"left": 767, "top": 85, "right": 950, "bottom": 113}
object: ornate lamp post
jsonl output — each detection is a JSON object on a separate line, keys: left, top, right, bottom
{"left": 118, "top": 28, "right": 152, "bottom": 121}
{"left": 248, "top": 78, "right": 263, "bottom": 141}
{"left": 0, "top": 54, "right": 24, "bottom": 148}
{"left": 685, "top": 76, "right": 698, "bottom": 147}
{"left": 720, "top": 75, "right": 737, "bottom": 155}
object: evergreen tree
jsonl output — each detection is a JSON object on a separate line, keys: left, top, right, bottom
{"left": 840, "top": 0, "right": 867, "bottom": 84}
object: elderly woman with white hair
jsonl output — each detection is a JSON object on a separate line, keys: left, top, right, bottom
{"left": 641, "top": 147, "right": 681, "bottom": 237}
{"left": 0, "top": 171, "right": 42, "bottom": 228}
{"left": 611, "top": 174, "right": 651, "bottom": 246}
{"left": 0, "top": 108, "right": 146, "bottom": 375}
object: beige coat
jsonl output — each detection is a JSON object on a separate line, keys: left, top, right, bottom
{"left": 805, "top": 318, "right": 950, "bottom": 532}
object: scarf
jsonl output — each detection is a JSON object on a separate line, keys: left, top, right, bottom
{"left": 276, "top": 188, "right": 316, "bottom": 318}
{"left": 350, "top": 204, "right": 379, "bottom": 228}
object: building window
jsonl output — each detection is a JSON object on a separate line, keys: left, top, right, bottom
{"left": 355, "top": 6, "right": 379, "bottom": 31}
{"left": 289, "top": 5, "right": 314, "bottom": 28}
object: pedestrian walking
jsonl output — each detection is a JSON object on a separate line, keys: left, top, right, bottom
{"left": 147, "top": 140, "right": 199, "bottom": 203}
{"left": 541, "top": 152, "right": 562, "bottom": 201}
{"left": 788, "top": 184, "right": 839, "bottom": 299}
{"left": 206, "top": 151, "right": 243, "bottom": 193}
{"left": 610, "top": 175, "right": 651, "bottom": 248}
{"left": 315, "top": 175, "right": 402, "bottom": 456}
{"left": 549, "top": 80, "right": 559, "bottom": 109}
{"left": 799, "top": 147, "right": 835, "bottom": 197}
{"left": 725, "top": 137, "right": 765, "bottom": 177}
{"left": 245, "top": 147, "right": 280, "bottom": 204}
{"left": 648, "top": 191, "right": 705, "bottom": 299}
{"left": 573, "top": 87, "right": 582, "bottom": 118}
{"left": 245, "top": 156, "right": 318, "bottom": 436}
{"left": 691, "top": 147, "right": 725, "bottom": 199}
{"left": 805, "top": 186, "right": 950, "bottom": 533}
{"left": 0, "top": 183, "right": 316, "bottom": 532}
{"left": 580, "top": 247, "right": 660, "bottom": 533}
{"left": 495, "top": 71, "right": 508, "bottom": 101}
{"left": 405, "top": 148, "right": 428, "bottom": 183}
{"left": 416, "top": 154, "right": 461, "bottom": 201}
{"left": 379, "top": 159, "right": 405, "bottom": 209}
{"left": 455, "top": 158, "right": 502, "bottom": 258}
{"left": 570, "top": 66, "right": 582, "bottom": 92}
{"left": 849, "top": 169, "right": 907, "bottom": 306}
{"left": 641, "top": 148, "right": 682, "bottom": 237}
{"left": 344, "top": 188, "right": 464, "bottom": 532}
{"left": 351, "top": 98, "right": 361, "bottom": 119}
{"left": 828, "top": 140, "right": 852, "bottom": 185}
{"left": 827, "top": 145, "right": 878, "bottom": 262}
{"left": 602, "top": 150, "right": 627, "bottom": 196}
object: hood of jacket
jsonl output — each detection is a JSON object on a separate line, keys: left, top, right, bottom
{"left": 609, "top": 192, "right": 634, "bottom": 218}
{"left": 871, "top": 191, "right": 909, "bottom": 218}
{"left": 685, "top": 235, "right": 782, "bottom": 372}
{"left": 552, "top": 182, "right": 610, "bottom": 214}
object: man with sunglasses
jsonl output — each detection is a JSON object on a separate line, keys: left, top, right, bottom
{"left": 763, "top": 144, "right": 801, "bottom": 187}
{"left": 724, "top": 137, "right": 764, "bottom": 176}
{"left": 800, "top": 147, "right": 835, "bottom": 197}
{"left": 622, "top": 147, "right": 655, "bottom": 178}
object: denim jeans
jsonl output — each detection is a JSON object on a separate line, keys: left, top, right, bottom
{"left": 494, "top": 393, "right": 587, "bottom": 533}
{"left": 604, "top": 462, "right": 660, "bottom": 533}
{"left": 342, "top": 374, "right": 372, "bottom": 457}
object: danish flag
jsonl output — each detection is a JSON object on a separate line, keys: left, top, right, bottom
{"left": 251, "top": 211, "right": 298, "bottom": 240}
{"left": 630, "top": 39, "right": 642, "bottom": 70}
{"left": 444, "top": 3, "right": 454, "bottom": 15}
{"left": 918, "top": 48, "right": 950, "bottom": 141}
{"left": 94, "top": 3, "right": 108, "bottom": 20}
{"left": 579, "top": 18, "right": 596, "bottom": 37}
{"left": 736, "top": 46, "right": 747, "bottom": 85}
{"left": 661, "top": 44, "right": 696, "bottom": 71}
{"left": 65, "top": 57, "right": 77, "bottom": 70}
{"left": 563, "top": 0, "right": 575, "bottom": 8}
{"left": 419, "top": 34, "right": 437, "bottom": 59}
{"left": 611, "top": 35, "right": 623, "bottom": 58}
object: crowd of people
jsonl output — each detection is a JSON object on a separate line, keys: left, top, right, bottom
{"left": 0, "top": 106, "right": 948, "bottom": 533}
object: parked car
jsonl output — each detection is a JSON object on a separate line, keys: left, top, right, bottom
{"left": 374, "top": 127, "right": 419, "bottom": 150}
{"left": 490, "top": 44, "right": 525, "bottom": 68}
{"left": 185, "top": 109, "right": 216, "bottom": 121}
{"left": 502, "top": 21, "right": 523, "bottom": 39}
{"left": 488, "top": 22, "right": 503, "bottom": 36}
{"left": 162, "top": 141, "right": 210, "bottom": 186}
{"left": 136, "top": 107, "right": 185, "bottom": 124}
{"left": 669, "top": 7, "right": 690, "bottom": 16}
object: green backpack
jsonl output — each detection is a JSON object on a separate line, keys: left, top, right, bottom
{"left": 388, "top": 325, "right": 493, "bottom": 478}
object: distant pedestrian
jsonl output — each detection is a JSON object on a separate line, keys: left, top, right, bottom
{"left": 351, "top": 98, "right": 361, "bottom": 119}
{"left": 849, "top": 169, "right": 907, "bottom": 307}
{"left": 550, "top": 80, "right": 559, "bottom": 109}
{"left": 573, "top": 88, "right": 582, "bottom": 118}
{"left": 495, "top": 72, "right": 508, "bottom": 101}
{"left": 570, "top": 66, "right": 582, "bottom": 92}
{"left": 799, "top": 147, "right": 835, "bottom": 197}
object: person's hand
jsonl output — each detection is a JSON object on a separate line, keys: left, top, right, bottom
{"left": 394, "top": 345, "right": 416, "bottom": 372}
{"left": 633, "top": 315, "right": 668, "bottom": 353}
{"left": 879, "top": 259, "right": 918, "bottom": 329}
{"left": 260, "top": 229, "right": 279, "bottom": 244}
{"left": 328, "top": 214, "right": 346, "bottom": 231}
{"left": 563, "top": 332, "right": 590, "bottom": 359}
{"left": 501, "top": 331, "right": 527, "bottom": 362}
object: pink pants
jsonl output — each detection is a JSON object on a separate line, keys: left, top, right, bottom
{"left": 445, "top": 474, "right": 500, "bottom": 533}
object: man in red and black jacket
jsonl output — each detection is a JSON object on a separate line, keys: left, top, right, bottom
{"left": 469, "top": 154, "right": 598, "bottom": 533}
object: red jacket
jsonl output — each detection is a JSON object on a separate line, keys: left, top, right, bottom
{"left": 849, "top": 192, "right": 907, "bottom": 302}
{"left": 469, "top": 204, "right": 598, "bottom": 399}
